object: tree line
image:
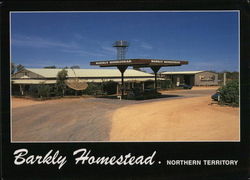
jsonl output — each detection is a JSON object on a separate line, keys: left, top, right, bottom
{"left": 217, "top": 71, "right": 239, "bottom": 81}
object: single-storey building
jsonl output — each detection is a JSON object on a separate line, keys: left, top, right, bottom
{"left": 160, "top": 71, "right": 218, "bottom": 86}
{"left": 11, "top": 68, "right": 159, "bottom": 95}
{"left": 12, "top": 68, "right": 157, "bottom": 83}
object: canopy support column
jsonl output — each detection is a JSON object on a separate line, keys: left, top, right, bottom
{"left": 117, "top": 65, "right": 128, "bottom": 99}
{"left": 151, "top": 66, "right": 161, "bottom": 93}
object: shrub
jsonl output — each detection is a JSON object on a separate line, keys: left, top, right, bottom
{"left": 37, "top": 83, "right": 51, "bottom": 98}
{"left": 29, "top": 84, "right": 51, "bottom": 98}
{"left": 160, "top": 79, "right": 172, "bottom": 89}
{"left": 83, "top": 82, "right": 103, "bottom": 95}
{"left": 56, "top": 69, "right": 68, "bottom": 96}
{"left": 103, "top": 81, "right": 117, "bottom": 95}
{"left": 219, "top": 79, "right": 239, "bottom": 106}
{"left": 29, "top": 85, "right": 39, "bottom": 98}
{"left": 144, "top": 80, "right": 154, "bottom": 89}
{"left": 127, "top": 89, "right": 161, "bottom": 100}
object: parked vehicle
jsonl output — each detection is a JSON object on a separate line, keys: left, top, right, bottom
{"left": 211, "top": 92, "right": 220, "bottom": 101}
{"left": 179, "top": 84, "right": 193, "bottom": 89}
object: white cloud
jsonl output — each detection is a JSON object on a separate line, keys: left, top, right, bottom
{"left": 61, "top": 49, "right": 106, "bottom": 58}
{"left": 12, "top": 34, "right": 79, "bottom": 49}
{"left": 101, "top": 46, "right": 116, "bottom": 54}
{"left": 140, "top": 42, "right": 153, "bottom": 50}
{"left": 11, "top": 34, "right": 113, "bottom": 59}
{"left": 12, "top": 34, "right": 121, "bottom": 60}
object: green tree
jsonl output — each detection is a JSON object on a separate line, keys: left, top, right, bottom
{"left": 83, "top": 82, "right": 102, "bottom": 95}
{"left": 103, "top": 81, "right": 117, "bottom": 95}
{"left": 29, "top": 84, "right": 51, "bottom": 98}
{"left": 56, "top": 69, "right": 68, "bottom": 97}
{"left": 70, "top": 65, "right": 80, "bottom": 69}
{"left": 218, "top": 71, "right": 239, "bottom": 81}
{"left": 37, "top": 83, "right": 51, "bottom": 98}
{"left": 44, "top": 65, "right": 57, "bottom": 69}
{"left": 219, "top": 79, "right": 239, "bottom": 106}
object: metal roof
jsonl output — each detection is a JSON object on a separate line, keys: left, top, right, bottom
{"left": 160, "top": 71, "right": 205, "bottom": 75}
{"left": 12, "top": 79, "right": 56, "bottom": 84}
{"left": 24, "top": 68, "right": 154, "bottom": 78}
{"left": 12, "top": 78, "right": 161, "bottom": 84}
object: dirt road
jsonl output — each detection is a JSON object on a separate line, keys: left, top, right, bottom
{"left": 12, "top": 97, "right": 139, "bottom": 141}
{"left": 12, "top": 87, "right": 239, "bottom": 142}
{"left": 110, "top": 96, "right": 239, "bottom": 141}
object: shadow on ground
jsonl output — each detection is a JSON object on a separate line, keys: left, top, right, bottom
{"left": 96, "top": 94, "right": 181, "bottom": 100}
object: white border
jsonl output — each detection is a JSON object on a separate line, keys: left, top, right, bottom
{"left": 10, "top": 10, "right": 241, "bottom": 143}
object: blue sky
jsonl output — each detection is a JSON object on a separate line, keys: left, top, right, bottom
{"left": 11, "top": 11, "right": 239, "bottom": 72}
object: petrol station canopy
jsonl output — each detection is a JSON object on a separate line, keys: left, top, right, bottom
{"left": 90, "top": 59, "right": 188, "bottom": 98}
{"left": 90, "top": 59, "right": 188, "bottom": 67}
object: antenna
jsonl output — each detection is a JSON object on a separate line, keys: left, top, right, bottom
{"left": 113, "top": 40, "right": 129, "bottom": 60}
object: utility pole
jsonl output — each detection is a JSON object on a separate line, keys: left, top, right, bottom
{"left": 223, "top": 72, "right": 227, "bottom": 85}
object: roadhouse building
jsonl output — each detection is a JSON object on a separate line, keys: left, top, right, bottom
{"left": 11, "top": 68, "right": 158, "bottom": 95}
{"left": 160, "top": 71, "right": 218, "bottom": 86}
